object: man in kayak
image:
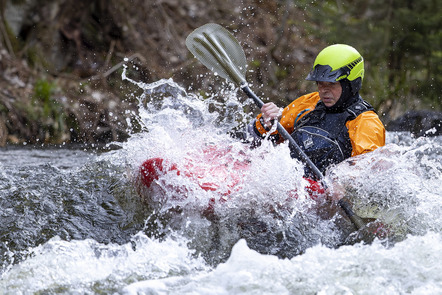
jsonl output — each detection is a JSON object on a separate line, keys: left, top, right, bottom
{"left": 248, "top": 44, "right": 385, "bottom": 180}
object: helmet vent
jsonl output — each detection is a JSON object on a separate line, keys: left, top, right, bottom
{"left": 346, "top": 56, "right": 363, "bottom": 70}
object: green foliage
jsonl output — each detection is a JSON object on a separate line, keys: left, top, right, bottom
{"left": 31, "top": 79, "right": 67, "bottom": 142}
{"left": 294, "top": 0, "right": 441, "bottom": 112}
{"left": 250, "top": 60, "right": 262, "bottom": 68}
{"left": 34, "top": 79, "right": 55, "bottom": 114}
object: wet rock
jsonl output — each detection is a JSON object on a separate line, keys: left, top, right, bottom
{"left": 386, "top": 110, "right": 442, "bottom": 137}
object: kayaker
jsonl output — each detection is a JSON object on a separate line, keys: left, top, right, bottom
{"left": 248, "top": 44, "right": 386, "bottom": 179}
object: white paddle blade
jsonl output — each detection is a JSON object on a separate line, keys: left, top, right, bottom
{"left": 186, "top": 23, "right": 247, "bottom": 85}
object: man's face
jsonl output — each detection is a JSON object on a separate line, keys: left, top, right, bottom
{"left": 317, "top": 81, "right": 342, "bottom": 107}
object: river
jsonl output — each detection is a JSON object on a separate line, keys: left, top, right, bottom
{"left": 0, "top": 77, "right": 441, "bottom": 294}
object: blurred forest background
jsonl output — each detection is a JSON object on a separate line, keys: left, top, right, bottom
{"left": 0, "top": 0, "right": 440, "bottom": 146}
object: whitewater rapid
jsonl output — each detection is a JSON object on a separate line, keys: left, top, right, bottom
{"left": 1, "top": 77, "right": 441, "bottom": 294}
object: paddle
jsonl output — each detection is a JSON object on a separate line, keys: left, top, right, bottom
{"left": 185, "top": 23, "right": 371, "bottom": 231}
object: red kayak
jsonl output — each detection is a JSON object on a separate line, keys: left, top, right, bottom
{"left": 135, "top": 144, "right": 325, "bottom": 216}
{"left": 135, "top": 143, "right": 391, "bottom": 240}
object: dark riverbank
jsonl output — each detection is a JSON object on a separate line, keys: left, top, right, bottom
{"left": 1, "top": 0, "right": 440, "bottom": 146}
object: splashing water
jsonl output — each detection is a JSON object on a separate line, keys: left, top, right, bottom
{"left": 1, "top": 75, "right": 441, "bottom": 294}
{"left": 117, "top": 73, "right": 352, "bottom": 261}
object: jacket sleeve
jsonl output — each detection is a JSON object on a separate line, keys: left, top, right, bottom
{"left": 248, "top": 92, "right": 320, "bottom": 139}
{"left": 346, "top": 111, "right": 386, "bottom": 156}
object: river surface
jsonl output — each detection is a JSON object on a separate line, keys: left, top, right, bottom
{"left": 1, "top": 77, "right": 441, "bottom": 294}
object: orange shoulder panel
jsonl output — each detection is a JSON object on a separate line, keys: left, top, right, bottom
{"left": 346, "top": 111, "right": 386, "bottom": 156}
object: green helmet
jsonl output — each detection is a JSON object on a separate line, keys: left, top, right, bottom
{"left": 306, "top": 44, "right": 364, "bottom": 94}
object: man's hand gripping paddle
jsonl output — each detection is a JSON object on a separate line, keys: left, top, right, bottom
{"left": 186, "top": 23, "right": 380, "bottom": 234}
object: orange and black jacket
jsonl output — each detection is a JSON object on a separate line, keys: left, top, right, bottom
{"left": 249, "top": 92, "right": 386, "bottom": 176}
